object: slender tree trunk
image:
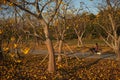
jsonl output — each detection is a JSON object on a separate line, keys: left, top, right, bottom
{"left": 74, "top": 28, "right": 83, "bottom": 47}
{"left": 114, "top": 43, "right": 120, "bottom": 60}
{"left": 114, "top": 47, "right": 120, "bottom": 60}
{"left": 115, "top": 50, "right": 120, "bottom": 60}
{"left": 77, "top": 35, "right": 83, "bottom": 47}
{"left": 117, "top": 51, "right": 120, "bottom": 61}
{"left": 57, "top": 40, "right": 63, "bottom": 62}
{"left": 46, "top": 38, "right": 56, "bottom": 72}
{"left": 43, "top": 22, "right": 56, "bottom": 73}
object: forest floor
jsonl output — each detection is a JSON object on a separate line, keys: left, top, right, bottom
{"left": 0, "top": 42, "right": 120, "bottom": 80}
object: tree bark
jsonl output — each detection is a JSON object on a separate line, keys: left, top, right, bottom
{"left": 114, "top": 48, "right": 120, "bottom": 61}
{"left": 43, "top": 22, "right": 56, "bottom": 73}
{"left": 117, "top": 52, "right": 120, "bottom": 61}
{"left": 74, "top": 28, "right": 83, "bottom": 47}
{"left": 46, "top": 38, "right": 56, "bottom": 72}
{"left": 77, "top": 35, "right": 83, "bottom": 47}
{"left": 115, "top": 50, "right": 120, "bottom": 60}
{"left": 57, "top": 40, "right": 63, "bottom": 62}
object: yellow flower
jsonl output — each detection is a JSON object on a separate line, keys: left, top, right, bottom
{"left": 21, "top": 47, "right": 30, "bottom": 54}
{"left": 10, "top": 53, "right": 15, "bottom": 57}
{"left": 15, "top": 59, "right": 21, "bottom": 63}
{"left": 3, "top": 47, "right": 9, "bottom": 51}
{"left": 9, "top": 2, "right": 13, "bottom": 6}
{"left": 14, "top": 44, "right": 17, "bottom": 48}
{"left": 58, "top": 64, "right": 62, "bottom": 69}
{"left": 11, "top": 37, "right": 15, "bottom": 41}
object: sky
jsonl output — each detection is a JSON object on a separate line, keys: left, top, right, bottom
{"left": 0, "top": 0, "right": 101, "bottom": 18}
{"left": 73, "top": 0, "right": 101, "bottom": 14}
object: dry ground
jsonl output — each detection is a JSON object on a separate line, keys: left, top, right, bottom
{"left": 1, "top": 42, "right": 120, "bottom": 80}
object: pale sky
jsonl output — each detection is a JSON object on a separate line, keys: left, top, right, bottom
{"left": 73, "top": 0, "right": 101, "bottom": 14}
{"left": 0, "top": 0, "right": 101, "bottom": 18}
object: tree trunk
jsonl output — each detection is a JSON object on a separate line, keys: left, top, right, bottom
{"left": 117, "top": 52, "right": 120, "bottom": 61}
{"left": 114, "top": 48, "right": 120, "bottom": 61}
{"left": 74, "top": 28, "right": 83, "bottom": 47}
{"left": 43, "top": 22, "right": 56, "bottom": 73}
{"left": 57, "top": 40, "right": 63, "bottom": 62}
{"left": 46, "top": 38, "right": 56, "bottom": 72}
{"left": 77, "top": 35, "right": 83, "bottom": 47}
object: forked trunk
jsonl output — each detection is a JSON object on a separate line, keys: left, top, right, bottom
{"left": 74, "top": 28, "right": 83, "bottom": 47}
{"left": 57, "top": 40, "right": 63, "bottom": 62}
{"left": 77, "top": 36, "right": 83, "bottom": 47}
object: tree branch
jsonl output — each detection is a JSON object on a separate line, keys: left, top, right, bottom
{"left": 7, "top": 0, "right": 38, "bottom": 18}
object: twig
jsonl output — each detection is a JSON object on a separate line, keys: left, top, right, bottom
{"left": 39, "top": 54, "right": 48, "bottom": 65}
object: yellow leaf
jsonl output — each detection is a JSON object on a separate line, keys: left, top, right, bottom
{"left": 21, "top": 47, "right": 30, "bottom": 54}
{"left": 66, "top": 26, "right": 69, "bottom": 29}
{"left": 58, "top": 64, "right": 62, "bottom": 69}
{"left": 0, "top": 29, "right": 3, "bottom": 34}
{"left": 15, "top": 59, "right": 21, "bottom": 63}
{"left": 11, "top": 37, "right": 15, "bottom": 41}
{"left": 9, "top": 2, "right": 13, "bottom": 6}
{"left": 10, "top": 53, "right": 15, "bottom": 57}
{"left": 14, "top": 44, "right": 17, "bottom": 48}
{"left": 3, "top": 47, "right": 9, "bottom": 51}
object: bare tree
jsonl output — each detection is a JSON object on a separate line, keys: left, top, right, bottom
{"left": 73, "top": 13, "right": 89, "bottom": 47}
{"left": 53, "top": 0, "right": 72, "bottom": 62}
{"left": 97, "top": 0, "right": 120, "bottom": 60}
{"left": 3, "top": 0, "right": 63, "bottom": 72}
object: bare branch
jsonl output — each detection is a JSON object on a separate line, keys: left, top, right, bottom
{"left": 96, "top": 23, "right": 115, "bottom": 40}
{"left": 48, "top": 0, "right": 63, "bottom": 24}
{"left": 7, "top": 0, "right": 38, "bottom": 18}
{"left": 40, "top": 0, "right": 52, "bottom": 13}
{"left": 35, "top": 0, "right": 41, "bottom": 15}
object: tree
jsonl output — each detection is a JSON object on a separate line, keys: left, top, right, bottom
{"left": 0, "top": 0, "right": 63, "bottom": 73}
{"left": 96, "top": 0, "right": 120, "bottom": 60}
{"left": 74, "top": 13, "right": 90, "bottom": 47}
{"left": 53, "top": 0, "right": 73, "bottom": 62}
